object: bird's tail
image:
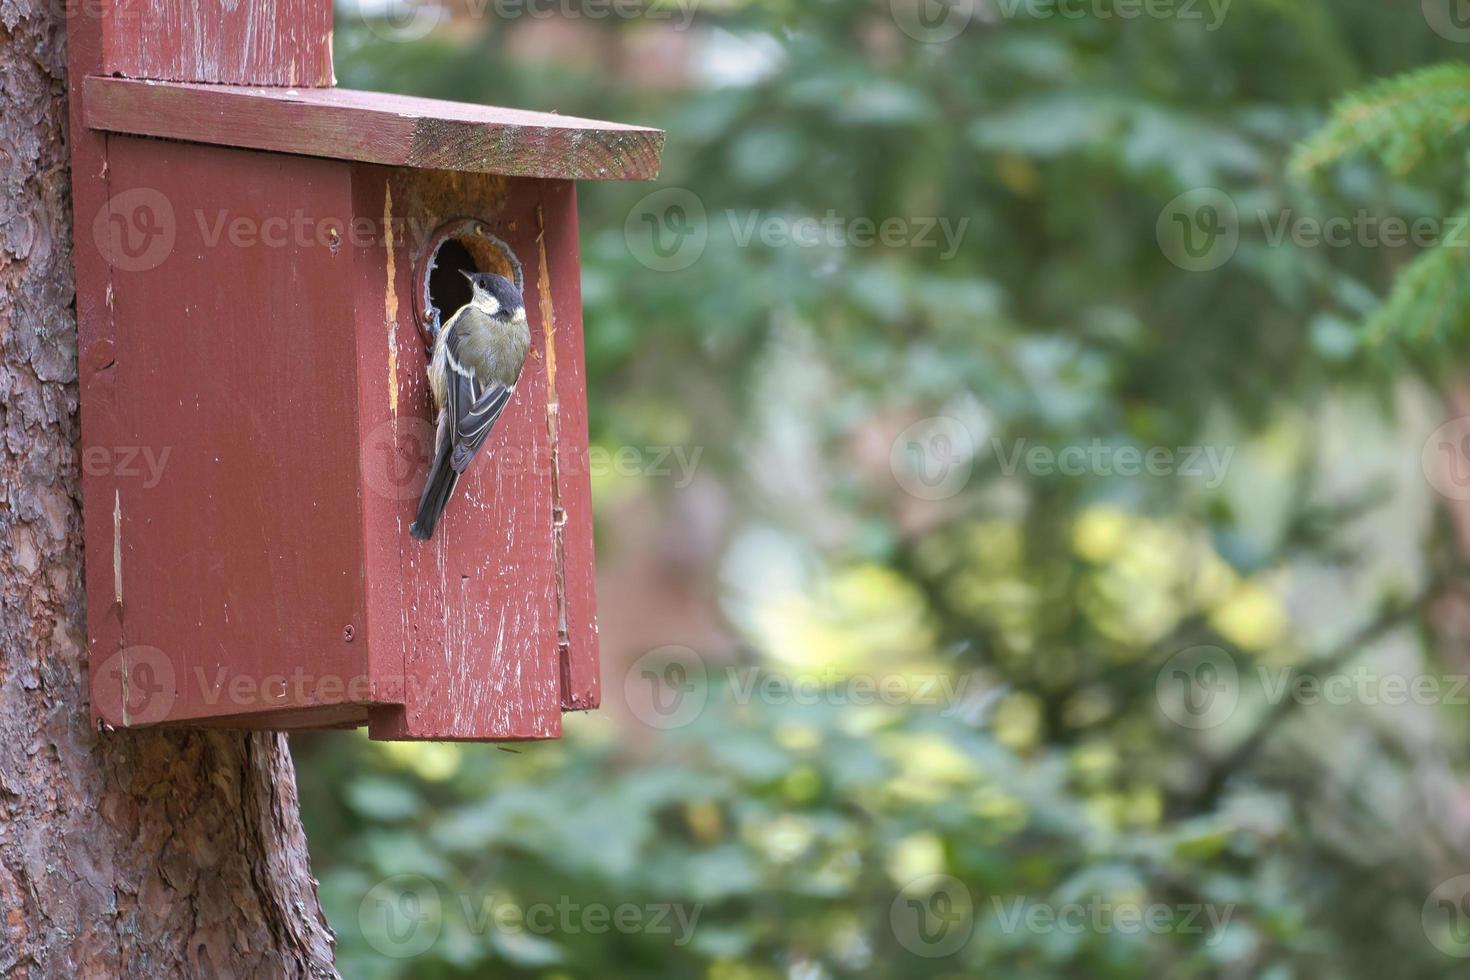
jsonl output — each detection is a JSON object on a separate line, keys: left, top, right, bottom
{"left": 410, "top": 438, "right": 458, "bottom": 541}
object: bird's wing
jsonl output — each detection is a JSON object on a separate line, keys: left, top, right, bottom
{"left": 444, "top": 328, "right": 515, "bottom": 474}
{"left": 449, "top": 373, "right": 513, "bottom": 473}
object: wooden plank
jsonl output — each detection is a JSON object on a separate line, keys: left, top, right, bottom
{"left": 535, "top": 185, "right": 602, "bottom": 711}
{"left": 84, "top": 77, "right": 665, "bottom": 181}
{"left": 354, "top": 166, "right": 571, "bottom": 740}
{"left": 103, "top": 0, "right": 333, "bottom": 87}
{"left": 67, "top": 0, "right": 128, "bottom": 729}
{"left": 100, "top": 139, "right": 371, "bottom": 726}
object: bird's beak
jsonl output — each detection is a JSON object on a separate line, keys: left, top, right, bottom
{"left": 460, "top": 270, "right": 476, "bottom": 284}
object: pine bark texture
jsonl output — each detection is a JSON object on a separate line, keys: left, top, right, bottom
{"left": 0, "top": 1, "right": 337, "bottom": 975}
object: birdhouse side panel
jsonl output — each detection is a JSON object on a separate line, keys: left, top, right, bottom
{"left": 95, "top": 138, "right": 369, "bottom": 727}
{"left": 533, "top": 183, "right": 601, "bottom": 712}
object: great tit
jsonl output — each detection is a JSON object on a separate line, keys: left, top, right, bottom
{"left": 410, "top": 270, "right": 530, "bottom": 541}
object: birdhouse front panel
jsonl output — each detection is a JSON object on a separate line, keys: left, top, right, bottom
{"left": 351, "top": 167, "right": 600, "bottom": 740}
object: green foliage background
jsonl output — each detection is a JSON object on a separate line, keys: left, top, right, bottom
{"left": 301, "top": 2, "right": 1470, "bottom": 976}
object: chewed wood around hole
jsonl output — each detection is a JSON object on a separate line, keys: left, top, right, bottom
{"left": 413, "top": 218, "right": 524, "bottom": 355}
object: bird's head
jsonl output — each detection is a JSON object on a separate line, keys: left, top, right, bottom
{"left": 461, "top": 270, "right": 526, "bottom": 322}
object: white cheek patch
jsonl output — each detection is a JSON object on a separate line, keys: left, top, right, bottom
{"left": 476, "top": 291, "right": 501, "bottom": 316}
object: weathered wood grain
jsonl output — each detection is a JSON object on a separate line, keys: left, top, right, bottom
{"left": 84, "top": 77, "right": 666, "bottom": 181}
{"left": 98, "top": 138, "right": 372, "bottom": 731}
{"left": 354, "top": 167, "right": 599, "bottom": 740}
{"left": 103, "top": 0, "right": 333, "bottom": 86}
{"left": 535, "top": 186, "right": 603, "bottom": 712}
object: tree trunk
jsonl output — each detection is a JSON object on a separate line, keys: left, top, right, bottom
{"left": 0, "top": 3, "right": 337, "bottom": 976}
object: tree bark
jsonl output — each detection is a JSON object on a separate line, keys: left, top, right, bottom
{"left": 0, "top": 2, "right": 337, "bottom": 976}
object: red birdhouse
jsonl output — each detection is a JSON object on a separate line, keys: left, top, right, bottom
{"left": 67, "top": 1, "right": 664, "bottom": 739}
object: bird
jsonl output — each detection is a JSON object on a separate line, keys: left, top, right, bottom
{"left": 410, "top": 270, "right": 531, "bottom": 541}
